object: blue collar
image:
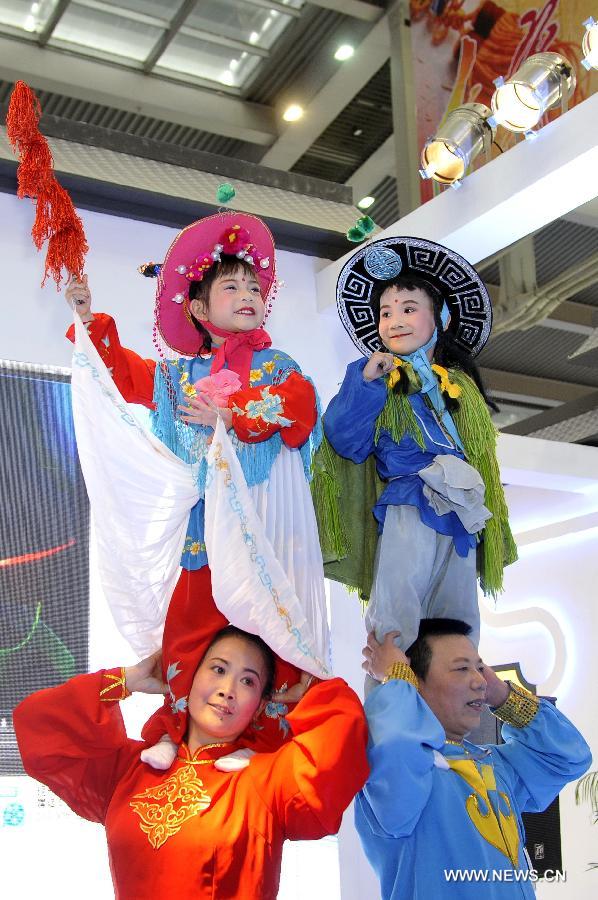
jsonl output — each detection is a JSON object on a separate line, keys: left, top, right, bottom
{"left": 395, "top": 304, "right": 464, "bottom": 451}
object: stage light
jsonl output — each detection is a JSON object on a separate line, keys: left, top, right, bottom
{"left": 357, "top": 196, "right": 375, "bottom": 209}
{"left": 334, "top": 45, "right": 354, "bottom": 61}
{"left": 581, "top": 17, "right": 598, "bottom": 70}
{"left": 283, "top": 104, "right": 304, "bottom": 122}
{"left": 490, "top": 52, "right": 576, "bottom": 133}
{"left": 419, "top": 103, "right": 495, "bottom": 187}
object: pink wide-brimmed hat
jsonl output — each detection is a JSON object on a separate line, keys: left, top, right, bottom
{"left": 153, "top": 211, "right": 277, "bottom": 356}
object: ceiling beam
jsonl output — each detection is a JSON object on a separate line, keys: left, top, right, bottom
{"left": 486, "top": 284, "right": 597, "bottom": 336}
{"left": 0, "top": 34, "right": 276, "bottom": 145}
{"left": 259, "top": 14, "right": 390, "bottom": 170}
{"left": 243, "top": 0, "right": 302, "bottom": 17}
{"left": 388, "top": 0, "right": 420, "bottom": 216}
{"left": 143, "top": 0, "right": 199, "bottom": 73}
{"left": 346, "top": 134, "right": 394, "bottom": 204}
{"left": 317, "top": 90, "right": 598, "bottom": 308}
{"left": 540, "top": 300, "right": 596, "bottom": 335}
{"left": 76, "top": 0, "right": 167, "bottom": 27}
{"left": 180, "top": 25, "right": 269, "bottom": 59}
{"left": 480, "top": 367, "right": 596, "bottom": 406}
{"left": 307, "top": 0, "right": 384, "bottom": 21}
{"left": 38, "top": 0, "right": 71, "bottom": 47}
{"left": 501, "top": 391, "right": 598, "bottom": 442}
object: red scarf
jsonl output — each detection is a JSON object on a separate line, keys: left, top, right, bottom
{"left": 208, "top": 324, "right": 272, "bottom": 387}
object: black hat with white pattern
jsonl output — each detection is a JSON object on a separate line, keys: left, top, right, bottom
{"left": 336, "top": 236, "right": 492, "bottom": 357}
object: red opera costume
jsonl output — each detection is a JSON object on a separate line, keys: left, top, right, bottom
{"left": 65, "top": 313, "right": 318, "bottom": 448}
{"left": 15, "top": 665, "right": 368, "bottom": 899}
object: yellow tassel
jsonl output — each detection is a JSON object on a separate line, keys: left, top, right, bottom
{"left": 387, "top": 357, "right": 403, "bottom": 390}
{"left": 432, "top": 364, "right": 462, "bottom": 399}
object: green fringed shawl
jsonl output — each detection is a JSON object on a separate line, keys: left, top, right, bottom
{"left": 311, "top": 368, "right": 517, "bottom": 601}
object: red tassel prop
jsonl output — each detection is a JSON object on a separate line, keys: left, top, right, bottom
{"left": 16, "top": 137, "right": 53, "bottom": 199}
{"left": 6, "top": 80, "right": 88, "bottom": 287}
{"left": 5, "top": 81, "right": 42, "bottom": 156}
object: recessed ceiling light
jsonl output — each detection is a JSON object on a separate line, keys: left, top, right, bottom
{"left": 219, "top": 71, "right": 235, "bottom": 87}
{"left": 353, "top": 128, "right": 363, "bottom": 137}
{"left": 358, "top": 196, "right": 375, "bottom": 209}
{"left": 335, "top": 44, "right": 354, "bottom": 62}
{"left": 249, "top": 31, "right": 259, "bottom": 44}
{"left": 283, "top": 104, "right": 304, "bottom": 122}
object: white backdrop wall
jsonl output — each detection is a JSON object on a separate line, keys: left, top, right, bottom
{"left": 1, "top": 191, "right": 596, "bottom": 899}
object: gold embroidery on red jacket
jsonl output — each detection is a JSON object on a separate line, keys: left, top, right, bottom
{"left": 130, "top": 765, "right": 211, "bottom": 849}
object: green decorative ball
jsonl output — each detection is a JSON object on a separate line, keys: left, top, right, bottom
{"left": 347, "top": 225, "right": 366, "bottom": 243}
{"left": 356, "top": 215, "right": 375, "bottom": 234}
{"left": 216, "top": 183, "right": 236, "bottom": 204}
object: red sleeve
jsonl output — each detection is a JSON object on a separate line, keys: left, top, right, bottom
{"left": 66, "top": 313, "right": 156, "bottom": 408}
{"left": 254, "top": 678, "right": 369, "bottom": 840}
{"left": 229, "top": 370, "right": 317, "bottom": 447}
{"left": 14, "top": 668, "right": 139, "bottom": 824}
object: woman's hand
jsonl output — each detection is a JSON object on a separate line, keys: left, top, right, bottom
{"left": 363, "top": 351, "right": 396, "bottom": 382}
{"left": 65, "top": 274, "right": 94, "bottom": 322}
{"left": 178, "top": 393, "right": 233, "bottom": 430}
{"left": 125, "top": 651, "right": 166, "bottom": 695}
{"left": 271, "top": 671, "right": 316, "bottom": 704}
{"left": 362, "top": 631, "right": 407, "bottom": 682}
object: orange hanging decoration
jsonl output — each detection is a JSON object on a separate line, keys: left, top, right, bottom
{"left": 6, "top": 80, "right": 88, "bottom": 287}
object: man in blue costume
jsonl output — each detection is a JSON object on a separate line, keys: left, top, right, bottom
{"left": 357, "top": 619, "right": 591, "bottom": 899}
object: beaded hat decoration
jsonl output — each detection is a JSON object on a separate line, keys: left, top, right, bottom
{"left": 142, "top": 211, "right": 277, "bottom": 357}
{"left": 336, "top": 236, "right": 493, "bottom": 358}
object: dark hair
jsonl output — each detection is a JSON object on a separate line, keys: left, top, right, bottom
{"left": 188, "top": 257, "right": 259, "bottom": 355}
{"left": 203, "top": 624, "right": 276, "bottom": 698}
{"left": 370, "top": 276, "right": 496, "bottom": 411}
{"left": 406, "top": 618, "right": 472, "bottom": 681}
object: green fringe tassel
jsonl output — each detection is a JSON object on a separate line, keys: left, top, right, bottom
{"left": 450, "top": 370, "right": 518, "bottom": 598}
{"left": 375, "top": 388, "right": 426, "bottom": 449}
{"left": 310, "top": 435, "right": 350, "bottom": 561}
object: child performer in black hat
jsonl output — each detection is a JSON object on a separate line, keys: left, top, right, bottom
{"left": 318, "top": 237, "right": 516, "bottom": 686}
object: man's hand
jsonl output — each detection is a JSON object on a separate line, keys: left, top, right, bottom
{"left": 65, "top": 274, "right": 94, "bottom": 323}
{"left": 125, "top": 651, "right": 166, "bottom": 695}
{"left": 362, "top": 631, "right": 408, "bottom": 682}
{"left": 178, "top": 394, "right": 233, "bottom": 430}
{"left": 363, "top": 351, "right": 397, "bottom": 382}
{"left": 481, "top": 664, "right": 510, "bottom": 708}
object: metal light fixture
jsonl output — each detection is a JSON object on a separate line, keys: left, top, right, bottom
{"left": 581, "top": 17, "right": 598, "bottom": 70}
{"left": 490, "top": 52, "right": 576, "bottom": 134}
{"left": 419, "top": 103, "right": 495, "bottom": 188}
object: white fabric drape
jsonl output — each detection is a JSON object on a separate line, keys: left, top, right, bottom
{"left": 71, "top": 315, "right": 198, "bottom": 657}
{"left": 206, "top": 419, "right": 331, "bottom": 679}
{"left": 71, "top": 315, "right": 331, "bottom": 675}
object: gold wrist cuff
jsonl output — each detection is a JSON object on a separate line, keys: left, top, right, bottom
{"left": 493, "top": 681, "right": 539, "bottom": 728}
{"left": 383, "top": 662, "right": 418, "bottom": 689}
{"left": 100, "top": 667, "right": 132, "bottom": 702}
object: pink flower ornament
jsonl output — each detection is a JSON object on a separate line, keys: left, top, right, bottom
{"left": 193, "top": 370, "right": 242, "bottom": 406}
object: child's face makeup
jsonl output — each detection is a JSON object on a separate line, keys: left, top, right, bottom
{"left": 378, "top": 286, "right": 436, "bottom": 357}
{"left": 191, "top": 267, "right": 265, "bottom": 335}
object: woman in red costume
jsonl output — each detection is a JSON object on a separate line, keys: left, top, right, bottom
{"left": 14, "top": 566, "right": 368, "bottom": 900}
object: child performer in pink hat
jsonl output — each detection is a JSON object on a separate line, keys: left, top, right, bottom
{"left": 66, "top": 211, "right": 328, "bottom": 769}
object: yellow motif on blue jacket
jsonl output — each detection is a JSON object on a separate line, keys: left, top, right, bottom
{"left": 447, "top": 758, "right": 520, "bottom": 866}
